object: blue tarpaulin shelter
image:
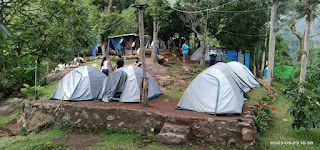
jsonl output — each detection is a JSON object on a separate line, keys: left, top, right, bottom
{"left": 244, "top": 51, "right": 250, "bottom": 69}
{"left": 88, "top": 45, "right": 97, "bottom": 56}
{"left": 224, "top": 50, "right": 238, "bottom": 61}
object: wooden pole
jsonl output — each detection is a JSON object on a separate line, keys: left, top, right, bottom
{"left": 34, "top": 59, "right": 37, "bottom": 100}
{"left": 138, "top": 8, "right": 148, "bottom": 106}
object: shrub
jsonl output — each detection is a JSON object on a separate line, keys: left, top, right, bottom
{"left": 253, "top": 87, "right": 277, "bottom": 131}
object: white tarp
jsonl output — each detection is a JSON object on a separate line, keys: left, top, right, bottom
{"left": 176, "top": 63, "right": 247, "bottom": 115}
{"left": 228, "top": 61, "right": 260, "bottom": 88}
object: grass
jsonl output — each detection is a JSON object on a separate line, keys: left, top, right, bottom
{"left": 0, "top": 112, "right": 21, "bottom": 125}
{"left": 39, "top": 80, "right": 59, "bottom": 99}
{"left": 0, "top": 127, "right": 66, "bottom": 150}
{"left": 256, "top": 82, "right": 320, "bottom": 150}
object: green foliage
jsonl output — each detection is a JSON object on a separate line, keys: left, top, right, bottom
{"left": 20, "top": 84, "right": 44, "bottom": 98}
{"left": 274, "top": 36, "right": 292, "bottom": 65}
{"left": 208, "top": 0, "right": 268, "bottom": 50}
{"left": 282, "top": 62, "right": 320, "bottom": 130}
{"left": 274, "top": 65, "right": 294, "bottom": 80}
{"left": 224, "top": 58, "right": 232, "bottom": 63}
{"left": 0, "top": 0, "right": 94, "bottom": 97}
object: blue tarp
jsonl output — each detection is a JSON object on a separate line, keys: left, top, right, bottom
{"left": 225, "top": 50, "right": 238, "bottom": 61}
{"left": 244, "top": 51, "right": 250, "bottom": 69}
{"left": 88, "top": 45, "right": 97, "bottom": 56}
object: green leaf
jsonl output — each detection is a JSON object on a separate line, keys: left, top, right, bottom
{"left": 0, "top": 23, "right": 11, "bottom": 37}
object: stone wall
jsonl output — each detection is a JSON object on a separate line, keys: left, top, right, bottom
{"left": 23, "top": 101, "right": 256, "bottom": 148}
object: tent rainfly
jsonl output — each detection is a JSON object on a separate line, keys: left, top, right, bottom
{"left": 227, "top": 61, "right": 261, "bottom": 88}
{"left": 100, "top": 66, "right": 162, "bottom": 102}
{"left": 51, "top": 66, "right": 107, "bottom": 101}
{"left": 176, "top": 62, "right": 249, "bottom": 115}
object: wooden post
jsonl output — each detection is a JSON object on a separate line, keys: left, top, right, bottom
{"left": 136, "top": 5, "right": 149, "bottom": 107}
{"left": 34, "top": 59, "right": 37, "bottom": 100}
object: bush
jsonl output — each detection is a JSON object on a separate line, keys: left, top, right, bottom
{"left": 253, "top": 87, "right": 277, "bottom": 131}
{"left": 20, "top": 84, "right": 44, "bottom": 98}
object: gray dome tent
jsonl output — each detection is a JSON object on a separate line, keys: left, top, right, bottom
{"left": 227, "top": 61, "right": 261, "bottom": 88}
{"left": 190, "top": 46, "right": 223, "bottom": 61}
{"left": 100, "top": 66, "right": 162, "bottom": 102}
{"left": 51, "top": 66, "right": 107, "bottom": 101}
{"left": 176, "top": 62, "right": 249, "bottom": 115}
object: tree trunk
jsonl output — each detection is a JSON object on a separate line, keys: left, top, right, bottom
{"left": 107, "top": 0, "right": 113, "bottom": 12}
{"left": 260, "top": 28, "right": 268, "bottom": 78}
{"left": 138, "top": 9, "right": 148, "bottom": 106}
{"left": 289, "top": 24, "right": 304, "bottom": 62}
{"left": 200, "top": 12, "right": 208, "bottom": 66}
{"left": 101, "top": 38, "right": 106, "bottom": 57}
{"left": 296, "top": 39, "right": 304, "bottom": 62}
{"left": 266, "top": 2, "right": 278, "bottom": 87}
{"left": 151, "top": 21, "right": 159, "bottom": 64}
{"left": 299, "top": 0, "right": 311, "bottom": 93}
{"left": 178, "top": 37, "right": 182, "bottom": 55}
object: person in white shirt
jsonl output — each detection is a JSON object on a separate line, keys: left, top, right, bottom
{"left": 100, "top": 57, "right": 111, "bottom": 76}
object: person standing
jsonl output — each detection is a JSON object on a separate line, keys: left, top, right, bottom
{"left": 182, "top": 40, "right": 190, "bottom": 66}
{"left": 114, "top": 55, "right": 124, "bottom": 69}
{"left": 120, "top": 37, "right": 125, "bottom": 55}
{"left": 131, "top": 40, "right": 136, "bottom": 55}
{"left": 100, "top": 57, "right": 111, "bottom": 76}
{"left": 209, "top": 45, "right": 217, "bottom": 66}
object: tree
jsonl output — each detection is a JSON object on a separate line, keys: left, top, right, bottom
{"left": 298, "top": 0, "right": 320, "bottom": 93}
{"left": 177, "top": 0, "right": 214, "bottom": 66}
{"left": 0, "top": 0, "right": 93, "bottom": 96}
{"left": 145, "top": 0, "right": 172, "bottom": 64}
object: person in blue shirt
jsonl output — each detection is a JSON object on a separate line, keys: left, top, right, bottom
{"left": 209, "top": 45, "right": 217, "bottom": 66}
{"left": 182, "top": 40, "right": 190, "bottom": 66}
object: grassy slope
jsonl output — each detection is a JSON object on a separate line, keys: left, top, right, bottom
{"left": 256, "top": 82, "right": 320, "bottom": 150}
{"left": 0, "top": 127, "right": 66, "bottom": 150}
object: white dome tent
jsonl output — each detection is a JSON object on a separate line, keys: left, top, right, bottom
{"left": 100, "top": 66, "right": 162, "bottom": 102}
{"left": 176, "top": 63, "right": 249, "bottom": 115}
{"left": 51, "top": 66, "right": 107, "bottom": 101}
{"left": 227, "top": 61, "right": 261, "bottom": 88}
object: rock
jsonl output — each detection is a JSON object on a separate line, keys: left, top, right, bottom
{"left": 182, "top": 66, "right": 194, "bottom": 73}
{"left": 238, "top": 121, "right": 251, "bottom": 127}
{"left": 158, "top": 78, "right": 174, "bottom": 86}
{"left": 92, "top": 113, "right": 100, "bottom": 119}
{"left": 241, "top": 128, "right": 254, "bottom": 141}
{"left": 157, "top": 55, "right": 165, "bottom": 64}
{"left": 157, "top": 132, "right": 187, "bottom": 145}
{"left": 118, "top": 122, "right": 124, "bottom": 128}
{"left": 107, "top": 116, "right": 115, "bottom": 121}
{"left": 228, "top": 138, "right": 236, "bottom": 144}
{"left": 157, "top": 123, "right": 190, "bottom": 145}
{"left": 282, "top": 119, "right": 288, "bottom": 122}
{"left": 81, "top": 110, "right": 89, "bottom": 119}
{"left": 61, "top": 113, "right": 70, "bottom": 123}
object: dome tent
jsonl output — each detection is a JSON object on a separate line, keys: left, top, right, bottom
{"left": 227, "top": 61, "right": 261, "bottom": 88}
{"left": 176, "top": 63, "right": 249, "bottom": 115}
{"left": 190, "top": 46, "right": 223, "bottom": 62}
{"left": 100, "top": 66, "right": 162, "bottom": 102}
{"left": 51, "top": 66, "right": 107, "bottom": 101}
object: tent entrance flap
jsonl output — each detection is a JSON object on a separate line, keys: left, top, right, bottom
{"left": 112, "top": 73, "right": 127, "bottom": 101}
